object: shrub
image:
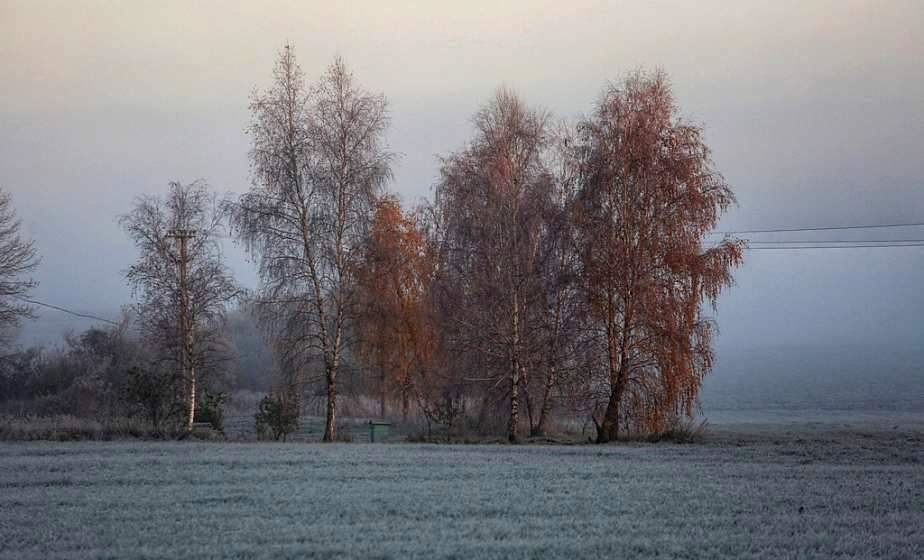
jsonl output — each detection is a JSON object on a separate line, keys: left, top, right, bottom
{"left": 195, "top": 390, "right": 227, "bottom": 434}
{"left": 645, "top": 416, "right": 708, "bottom": 444}
{"left": 255, "top": 393, "right": 298, "bottom": 441}
{"left": 123, "top": 365, "right": 178, "bottom": 433}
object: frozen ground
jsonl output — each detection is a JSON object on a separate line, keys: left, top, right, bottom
{"left": 1, "top": 427, "right": 922, "bottom": 560}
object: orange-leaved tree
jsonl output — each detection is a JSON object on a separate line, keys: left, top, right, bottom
{"left": 574, "top": 71, "right": 744, "bottom": 442}
{"left": 355, "top": 195, "right": 436, "bottom": 419}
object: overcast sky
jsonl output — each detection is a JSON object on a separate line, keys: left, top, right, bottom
{"left": 2, "top": 0, "right": 922, "bottom": 351}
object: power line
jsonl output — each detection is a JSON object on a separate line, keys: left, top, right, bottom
{"left": 708, "top": 221, "right": 924, "bottom": 235}
{"left": 741, "top": 239, "right": 924, "bottom": 245}
{"left": 728, "top": 243, "right": 924, "bottom": 250}
{"left": 15, "top": 297, "right": 121, "bottom": 326}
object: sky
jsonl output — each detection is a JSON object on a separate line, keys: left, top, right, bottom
{"left": 2, "top": 0, "right": 923, "bottom": 353}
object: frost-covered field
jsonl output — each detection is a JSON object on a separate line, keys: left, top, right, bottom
{"left": 1, "top": 431, "right": 922, "bottom": 559}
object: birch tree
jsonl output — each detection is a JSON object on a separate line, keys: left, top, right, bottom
{"left": 525, "top": 126, "right": 587, "bottom": 436}
{"left": 0, "top": 189, "right": 39, "bottom": 347}
{"left": 230, "top": 46, "right": 392, "bottom": 441}
{"left": 435, "top": 90, "right": 550, "bottom": 442}
{"left": 574, "top": 71, "right": 744, "bottom": 442}
{"left": 121, "top": 180, "right": 239, "bottom": 431}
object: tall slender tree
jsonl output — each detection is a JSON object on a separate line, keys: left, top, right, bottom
{"left": 435, "top": 90, "right": 551, "bottom": 442}
{"left": 354, "top": 195, "right": 434, "bottom": 419}
{"left": 574, "top": 71, "right": 744, "bottom": 442}
{"left": 230, "top": 46, "right": 392, "bottom": 441}
{"left": 525, "top": 125, "right": 588, "bottom": 436}
{"left": 121, "top": 181, "right": 239, "bottom": 431}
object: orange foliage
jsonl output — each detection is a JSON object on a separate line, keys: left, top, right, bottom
{"left": 354, "top": 73, "right": 743, "bottom": 442}
{"left": 354, "top": 196, "right": 435, "bottom": 418}
{"left": 575, "top": 71, "right": 744, "bottom": 441}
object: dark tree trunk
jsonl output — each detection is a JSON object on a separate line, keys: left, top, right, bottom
{"left": 401, "top": 381, "right": 410, "bottom": 421}
{"left": 523, "top": 369, "right": 534, "bottom": 436}
{"left": 323, "top": 368, "right": 337, "bottom": 442}
{"left": 508, "top": 364, "right": 521, "bottom": 443}
{"left": 596, "top": 388, "right": 621, "bottom": 443}
{"left": 379, "top": 368, "right": 387, "bottom": 419}
{"left": 532, "top": 367, "right": 556, "bottom": 437}
{"left": 598, "top": 313, "right": 626, "bottom": 444}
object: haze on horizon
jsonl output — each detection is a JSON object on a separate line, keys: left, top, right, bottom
{"left": 2, "top": 0, "right": 922, "bottom": 356}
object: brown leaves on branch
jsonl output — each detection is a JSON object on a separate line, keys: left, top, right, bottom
{"left": 361, "top": 71, "right": 742, "bottom": 442}
{"left": 354, "top": 196, "right": 436, "bottom": 420}
{"left": 575, "top": 70, "right": 744, "bottom": 441}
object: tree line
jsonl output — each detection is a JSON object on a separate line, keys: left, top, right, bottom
{"left": 0, "top": 45, "right": 743, "bottom": 443}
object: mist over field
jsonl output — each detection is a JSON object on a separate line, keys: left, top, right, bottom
{"left": 18, "top": 309, "right": 924, "bottom": 429}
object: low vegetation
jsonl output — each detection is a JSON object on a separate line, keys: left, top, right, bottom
{"left": 0, "top": 415, "right": 154, "bottom": 441}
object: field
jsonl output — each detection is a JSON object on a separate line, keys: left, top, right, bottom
{"left": 1, "top": 426, "right": 922, "bottom": 560}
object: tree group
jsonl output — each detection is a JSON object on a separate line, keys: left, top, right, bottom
{"left": 0, "top": 45, "right": 746, "bottom": 441}
{"left": 219, "top": 47, "right": 743, "bottom": 442}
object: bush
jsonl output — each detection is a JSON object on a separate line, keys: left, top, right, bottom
{"left": 644, "top": 416, "right": 708, "bottom": 444}
{"left": 255, "top": 393, "right": 298, "bottom": 441}
{"left": 195, "top": 390, "right": 227, "bottom": 434}
{"left": 123, "top": 365, "right": 178, "bottom": 433}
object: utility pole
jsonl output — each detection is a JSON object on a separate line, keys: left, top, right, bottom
{"left": 167, "top": 228, "right": 197, "bottom": 431}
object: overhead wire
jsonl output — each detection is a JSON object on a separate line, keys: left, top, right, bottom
{"left": 741, "top": 239, "right": 924, "bottom": 245}
{"left": 708, "top": 221, "right": 924, "bottom": 235}
{"left": 15, "top": 297, "right": 121, "bottom": 326}
{"left": 16, "top": 221, "right": 924, "bottom": 323}
{"left": 740, "top": 243, "right": 924, "bottom": 250}
{"left": 701, "top": 220, "right": 924, "bottom": 249}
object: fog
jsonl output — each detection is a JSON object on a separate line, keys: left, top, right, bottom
{"left": 2, "top": 1, "right": 922, "bottom": 407}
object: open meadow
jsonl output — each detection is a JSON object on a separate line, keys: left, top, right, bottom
{"left": 1, "top": 426, "right": 922, "bottom": 560}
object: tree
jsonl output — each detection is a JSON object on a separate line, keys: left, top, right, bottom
{"left": 121, "top": 181, "right": 239, "bottom": 431}
{"left": 124, "top": 363, "right": 176, "bottom": 434}
{"left": 354, "top": 195, "right": 435, "bottom": 419}
{"left": 434, "top": 90, "right": 551, "bottom": 442}
{"left": 229, "top": 46, "right": 392, "bottom": 441}
{"left": 574, "top": 71, "right": 744, "bottom": 442}
{"left": 525, "top": 125, "right": 588, "bottom": 436}
{"left": 63, "top": 320, "right": 143, "bottom": 417}
{"left": 0, "top": 189, "right": 39, "bottom": 347}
